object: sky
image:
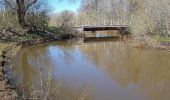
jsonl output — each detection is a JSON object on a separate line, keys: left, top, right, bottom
{"left": 48, "top": 0, "right": 82, "bottom": 13}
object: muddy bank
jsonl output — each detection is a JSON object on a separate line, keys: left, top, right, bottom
{"left": 0, "top": 43, "right": 20, "bottom": 100}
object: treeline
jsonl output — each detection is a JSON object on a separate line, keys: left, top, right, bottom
{"left": 52, "top": 0, "right": 170, "bottom": 41}
{"left": 129, "top": 0, "right": 170, "bottom": 41}
{"left": 77, "top": 0, "right": 170, "bottom": 40}
{"left": 78, "top": 0, "right": 130, "bottom": 21}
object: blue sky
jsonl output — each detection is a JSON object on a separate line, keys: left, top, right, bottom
{"left": 48, "top": 0, "right": 81, "bottom": 13}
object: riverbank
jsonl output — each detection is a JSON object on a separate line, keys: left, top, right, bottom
{"left": 0, "top": 43, "right": 19, "bottom": 99}
{"left": 128, "top": 36, "right": 170, "bottom": 52}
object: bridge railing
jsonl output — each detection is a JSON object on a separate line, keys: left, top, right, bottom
{"left": 54, "top": 20, "right": 132, "bottom": 27}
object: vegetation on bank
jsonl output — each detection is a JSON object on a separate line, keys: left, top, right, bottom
{"left": 0, "top": 26, "right": 76, "bottom": 42}
{"left": 0, "top": 43, "right": 19, "bottom": 100}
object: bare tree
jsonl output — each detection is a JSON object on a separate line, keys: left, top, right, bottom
{"left": 4, "top": 0, "right": 38, "bottom": 29}
{"left": 129, "top": 0, "right": 170, "bottom": 37}
{"left": 51, "top": 10, "right": 76, "bottom": 27}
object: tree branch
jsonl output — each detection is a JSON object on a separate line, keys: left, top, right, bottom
{"left": 25, "top": 0, "right": 37, "bottom": 11}
{"left": 5, "top": 0, "right": 17, "bottom": 10}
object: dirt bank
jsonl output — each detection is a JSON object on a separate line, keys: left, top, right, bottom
{"left": 0, "top": 43, "right": 20, "bottom": 100}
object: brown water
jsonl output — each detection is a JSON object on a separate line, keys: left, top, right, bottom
{"left": 9, "top": 38, "right": 170, "bottom": 100}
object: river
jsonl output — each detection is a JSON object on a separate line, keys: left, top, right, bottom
{"left": 8, "top": 38, "right": 170, "bottom": 100}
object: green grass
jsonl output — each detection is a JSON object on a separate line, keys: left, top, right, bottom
{"left": 19, "top": 35, "right": 41, "bottom": 40}
{"left": 0, "top": 43, "right": 8, "bottom": 55}
{"left": 154, "top": 36, "right": 170, "bottom": 43}
{"left": 47, "top": 26, "right": 60, "bottom": 33}
{"left": 15, "top": 34, "right": 43, "bottom": 41}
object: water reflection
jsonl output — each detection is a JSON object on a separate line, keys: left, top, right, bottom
{"left": 10, "top": 39, "right": 170, "bottom": 100}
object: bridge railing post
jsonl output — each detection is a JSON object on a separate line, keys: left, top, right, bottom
{"left": 77, "top": 21, "right": 79, "bottom": 27}
{"left": 80, "top": 21, "right": 82, "bottom": 26}
{"left": 124, "top": 20, "right": 126, "bottom": 26}
{"left": 83, "top": 21, "right": 85, "bottom": 26}
{"left": 120, "top": 20, "right": 121, "bottom": 26}
{"left": 129, "top": 20, "right": 132, "bottom": 26}
{"left": 119, "top": 19, "right": 121, "bottom": 25}
{"left": 120, "top": 19, "right": 121, "bottom": 25}
{"left": 84, "top": 21, "right": 86, "bottom": 26}
{"left": 76, "top": 22, "right": 78, "bottom": 27}
{"left": 115, "top": 20, "right": 117, "bottom": 25}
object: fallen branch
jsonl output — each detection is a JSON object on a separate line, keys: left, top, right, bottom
{"left": 2, "top": 28, "right": 21, "bottom": 36}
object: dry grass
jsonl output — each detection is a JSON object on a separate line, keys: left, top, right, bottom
{"left": 0, "top": 43, "right": 8, "bottom": 54}
{"left": 23, "top": 69, "right": 89, "bottom": 100}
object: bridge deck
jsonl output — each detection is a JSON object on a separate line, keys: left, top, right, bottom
{"left": 81, "top": 25, "right": 129, "bottom": 31}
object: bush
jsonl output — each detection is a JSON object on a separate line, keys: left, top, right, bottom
{"left": 26, "top": 12, "right": 50, "bottom": 30}
{"left": 47, "top": 26, "right": 59, "bottom": 33}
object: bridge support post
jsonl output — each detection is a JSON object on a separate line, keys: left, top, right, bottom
{"left": 119, "top": 27, "right": 130, "bottom": 40}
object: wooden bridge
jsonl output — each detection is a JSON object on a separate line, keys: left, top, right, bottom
{"left": 55, "top": 20, "right": 132, "bottom": 37}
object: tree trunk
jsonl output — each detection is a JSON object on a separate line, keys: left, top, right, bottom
{"left": 16, "top": 0, "right": 28, "bottom": 29}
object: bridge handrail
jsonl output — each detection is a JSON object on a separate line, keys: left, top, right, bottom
{"left": 54, "top": 19, "right": 132, "bottom": 27}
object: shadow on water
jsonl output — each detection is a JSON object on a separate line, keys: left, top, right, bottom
{"left": 84, "top": 36, "right": 121, "bottom": 43}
